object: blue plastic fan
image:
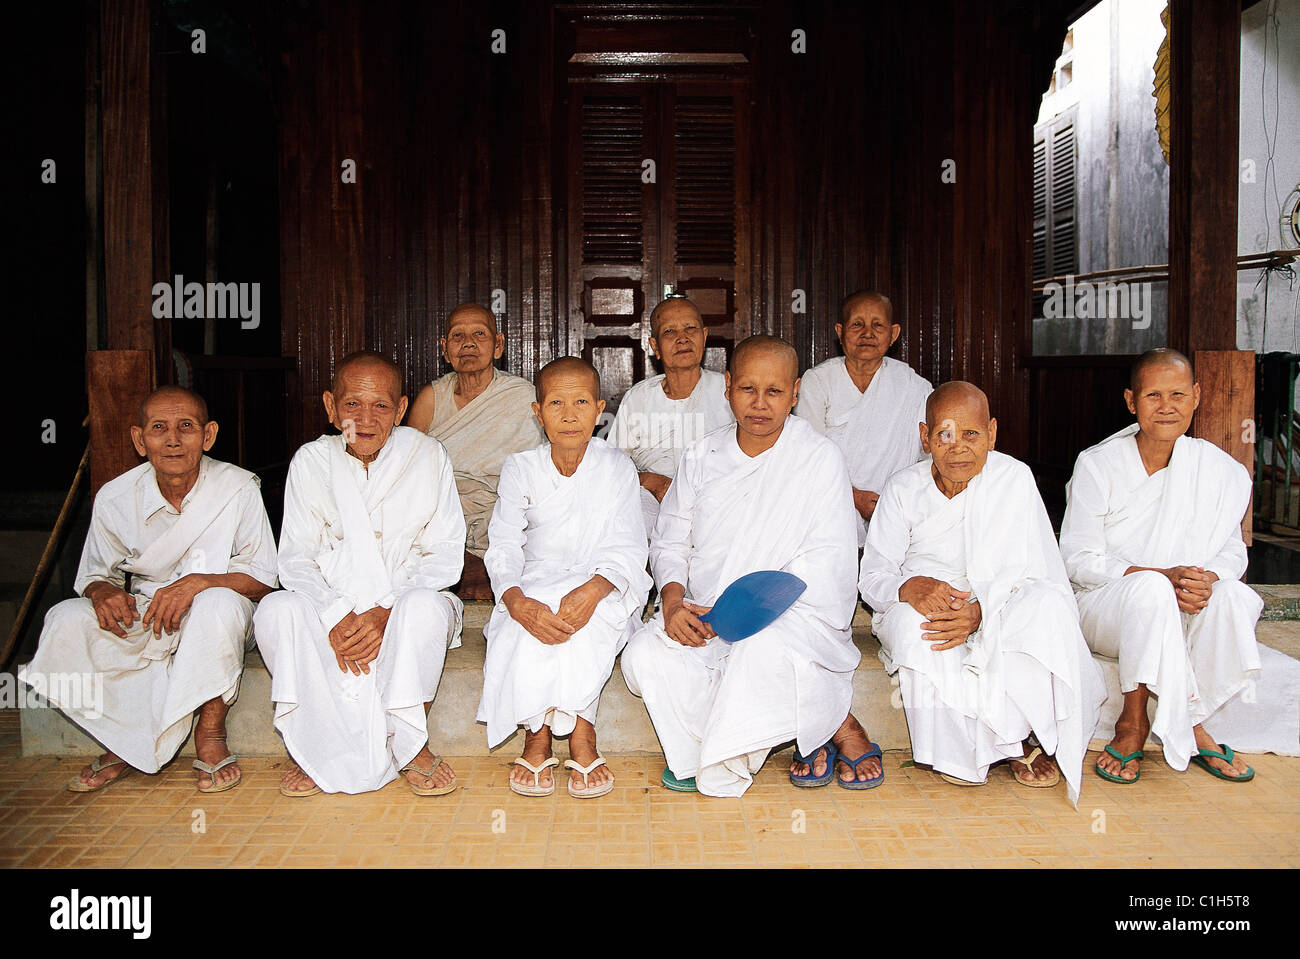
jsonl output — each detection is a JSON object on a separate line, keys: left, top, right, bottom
{"left": 699, "top": 570, "right": 807, "bottom": 643}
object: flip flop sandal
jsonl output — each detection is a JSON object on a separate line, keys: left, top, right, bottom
{"left": 400, "top": 755, "right": 459, "bottom": 796}
{"left": 789, "top": 741, "right": 838, "bottom": 787}
{"left": 939, "top": 772, "right": 987, "bottom": 786}
{"left": 1095, "top": 744, "right": 1143, "bottom": 784}
{"left": 510, "top": 756, "right": 559, "bottom": 797}
{"left": 67, "top": 756, "right": 131, "bottom": 793}
{"left": 565, "top": 757, "right": 614, "bottom": 799}
{"left": 279, "top": 764, "right": 323, "bottom": 798}
{"left": 836, "top": 742, "right": 885, "bottom": 790}
{"left": 1006, "top": 746, "right": 1060, "bottom": 788}
{"left": 661, "top": 766, "right": 698, "bottom": 792}
{"left": 1190, "top": 744, "right": 1255, "bottom": 783}
{"left": 193, "top": 755, "right": 242, "bottom": 794}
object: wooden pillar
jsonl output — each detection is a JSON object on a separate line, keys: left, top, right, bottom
{"left": 90, "top": 0, "right": 165, "bottom": 493}
{"left": 1168, "top": 0, "right": 1252, "bottom": 541}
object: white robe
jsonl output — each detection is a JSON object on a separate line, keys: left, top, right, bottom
{"left": 20, "top": 457, "right": 277, "bottom": 772}
{"left": 424, "top": 369, "right": 545, "bottom": 556}
{"left": 860, "top": 453, "right": 1105, "bottom": 804}
{"left": 477, "top": 438, "right": 651, "bottom": 747}
{"left": 1060, "top": 425, "right": 1273, "bottom": 770}
{"left": 795, "top": 355, "right": 932, "bottom": 546}
{"left": 621, "top": 416, "right": 861, "bottom": 797}
{"left": 610, "top": 369, "right": 735, "bottom": 539}
{"left": 253, "top": 426, "right": 466, "bottom": 794}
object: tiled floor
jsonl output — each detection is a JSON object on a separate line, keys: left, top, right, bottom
{"left": 0, "top": 721, "right": 1295, "bottom": 869}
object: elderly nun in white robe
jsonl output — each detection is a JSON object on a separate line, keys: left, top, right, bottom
{"left": 254, "top": 424, "right": 466, "bottom": 794}
{"left": 1060, "top": 423, "right": 1288, "bottom": 770}
{"left": 477, "top": 437, "right": 651, "bottom": 748}
{"left": 622, "top": 415, "right": 862, "bottom": 798}
{"left": 860, "top": 447, "right": 1105, "bottom": 805}
{"left": 22, "top": 455, "right": 277, "bottom": 776}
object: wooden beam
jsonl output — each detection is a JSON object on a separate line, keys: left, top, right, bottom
{"left": 88, "top": 350, "right": 153, "bottom": 494}
{"left": 1194, "top": 349, "right": 1255, "bottom": 545}
{"left": 1167, "top": 0, "right": 1240, "bottom": 354}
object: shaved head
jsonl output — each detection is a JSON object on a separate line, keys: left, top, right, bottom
{"left": 649, "top": 296, "right": 702, "bottom": 339}
{"left": 926, "top": 380, "right": 990, "bottom": 426}
{"left": 840, "top": 290, "right": 895, "bottom": 328}
{"left": 332, "top": 350, "right": 403, "bottom": 398}
{"left": 729, "top": 335, "right": 799, "bottom": 381}
{"left": 446, "top": 302, "right": 498, "bottom": 336}
{"left": 138, "top": 386, "right": 208, "bottom": 428}
{"left": 1130, "top": 347, "right": 1193, "bottom": 392}
{"left": 536, "top": 356, "right": 601, "bottom": 400}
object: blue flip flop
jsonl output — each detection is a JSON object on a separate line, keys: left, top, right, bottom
{"left": 1189, "top": 744, "right": 1255, "bottom": 783}
{"left": 661, "top": 766, "right": 698, "bottom": 792}
{"left": 789, "top": 741, "right": 838, "bottom": 788}
{"left": 835, "top": 742, "right": 885, "bottom": 790}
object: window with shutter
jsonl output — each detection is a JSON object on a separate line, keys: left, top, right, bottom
{"left": 1032, "top": 107, "right": 1078, "bottom": 283}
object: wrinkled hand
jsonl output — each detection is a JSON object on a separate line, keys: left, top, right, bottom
{"left": 922, "top": 600, "right": 982, "bottom": 651}
{"left": 556, "top": 576, "right": 615, "bottom": 633}
{"left": 852, "top": 488, "right": 880, "bottom": 521}
{"left": 640, "top": 472, "right": 673, "bottom": 503}
{"left": 1166, "top": 566, "right": 1216, "bottom": 615}
{"left": 141, "top": 573, "right": 210, "bottom": 637}
{"left": 85, "top": 582, "right": 138, "bottom": 638}
{"left": 504, "top": 588, "right": 576, "bottom": 645}
{"left": 662, "top": 583, "right": 715, "bottom": 647}
{"left": 329, "top": 607, "right": 391, "bottom": 675}
{"left": 899, "top": 576, "right": 971, "bottom": 618}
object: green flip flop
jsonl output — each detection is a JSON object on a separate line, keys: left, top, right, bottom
{"left": 1095, "top": 744, "right": 1143, "bottom": 784}
{"left": 1189, "top": 744, "right": 1255, "bottom": 783}
{"left": 661, "top": 766, "right": 697, "bottom": 793}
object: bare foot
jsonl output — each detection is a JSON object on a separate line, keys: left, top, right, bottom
{"left": 193, "top": 717, "right": 240, "bottom": 791}
{"left": 1097, "top": 720, "right": 1148, "bottom": 782}
{"left": 405, "top": 745, "right": 456, "bottom": 791}
{"left": 75, "top": 752, "right": 130, "bottom": 789}
{"left": 280, "top": 762, "right": 318, "bottom": 795}
{"left": 831, "top": 713, "right": 880, "bottom": 784}
{"left": 1192, "top": 725, "right": 1252, "bottom": 778}
{"left": 1007, "top": 740, "right": 1059, "bottom": 785}
{"left": 567, "top": 719, "right": 613, "bottom": 793}
{"left": 511, "top": 726, "right": 555, "bottom": 791}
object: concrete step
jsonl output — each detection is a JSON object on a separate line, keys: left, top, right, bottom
{"left": 18, "top": 601, "right": 903, "bottom": 759}
{"left": 20, "top": 602, "right": 1300, "bottom": 761}
{"left": 1254, "top": 585, "right": 1300, "bottom": 621}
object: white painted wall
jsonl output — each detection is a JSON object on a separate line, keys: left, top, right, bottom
{"left": 1238, "top": 0, "right": 1300, "bottom": 353}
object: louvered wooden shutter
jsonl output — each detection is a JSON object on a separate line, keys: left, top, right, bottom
{"left": 581, "top": 96, "right": 645, "bottom": 265}
{"left": 1032, "top": 136, "right": 1049, "bottom": 281}
{"left": 1049, "top": 118, "right": 1076, "bottom": 277}
{"left": 673, "top": 95, "right": 736, "bottom": 266}
{"left": 1032, "top": 109, "right": 1077, "bottom": 281}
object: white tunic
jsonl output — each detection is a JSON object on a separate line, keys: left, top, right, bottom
{"left": 253, "top": 426, "right": 466, "bottom": 793}
{"left": 621, "top": 416, "right": 861, "bottom": 797}
{"left": 21, "top": 457, "right": 277, "bottom": 772}
{"left": 477, "top": 438, "right": 651, "bottom": 747}
{"left": 860, "top": 452, "right": 1104, "bottom": 804}
{"left": 795, "top": 355, "right": 932, "bottom": 545}
{"left": 1060, "top": 425, "right": 1272, "bottom": 769}
{"left": 610, "top": 369, "right": 735, "bottom": 538}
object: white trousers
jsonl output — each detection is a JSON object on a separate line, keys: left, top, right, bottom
{"left": 20, "top": 588, "right": 254, "bottom": 773}
{"left": 1077, "top": 572, "right": 1262, "bottom": 770}
{"left": 254, "top": 587, "right": 457, "bottom": 794}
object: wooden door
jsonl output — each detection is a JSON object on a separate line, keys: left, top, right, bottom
{"left": 566, "top": 79, "right": 749, "bottom": 410}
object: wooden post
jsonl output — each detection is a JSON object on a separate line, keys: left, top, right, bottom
{"left": 1168, "top": 1, "right": 1251, "bottom": 542}
{"left": 88, "top": 351, "right": 152, "bottom": 494}
{"left": 1194, "top": 350, "right": 1255, "bottom": 545}
{"left": 91, "top": 0, "right": 163, "bottom": 491}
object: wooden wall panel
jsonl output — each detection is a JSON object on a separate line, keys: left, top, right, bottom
{"left": 276, "top": 0, "right": 1072, "bottom": 459}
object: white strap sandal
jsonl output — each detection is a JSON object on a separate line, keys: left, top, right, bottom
{"left": 564, "top": 756, "right": 615, "bottom": 799}
{"left": 510, "top": 756, "right": 559, "bottom": 797}
{"left": 1007, "top": 746, "right": 1061, "bottom": 788}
